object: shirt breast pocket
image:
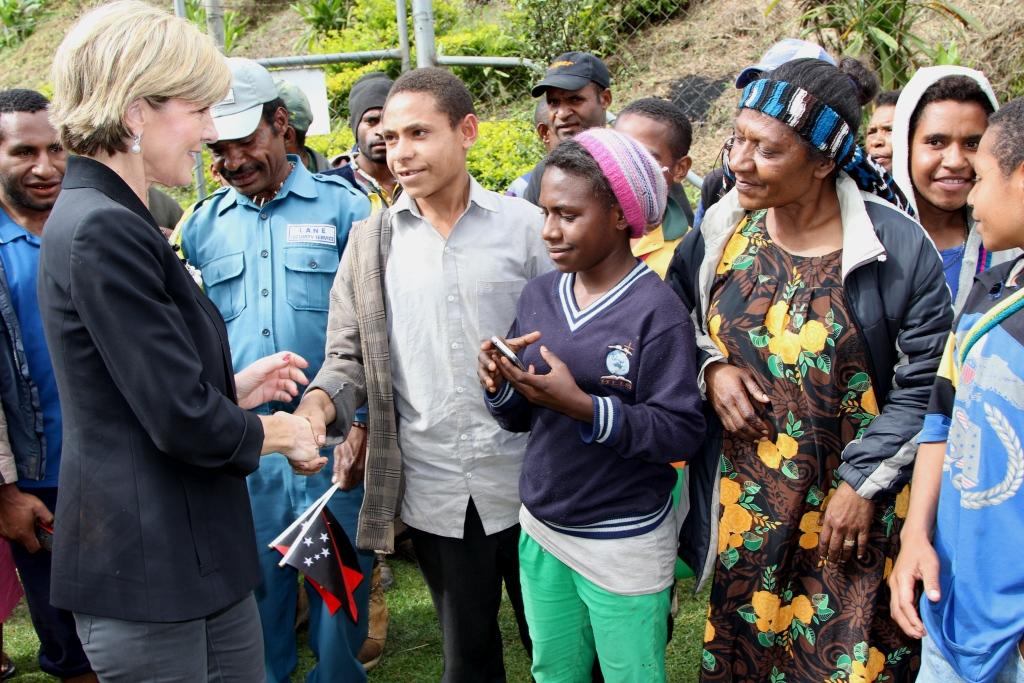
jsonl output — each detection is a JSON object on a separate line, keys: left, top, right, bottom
{"left": 476, "top": 280, "right": 525, "bottom": 339}
{"left": 202, "top": 251, "right": 246, "bottom": 322}
{"left": 284, "top": 245, "right": 340, "bottom": 312}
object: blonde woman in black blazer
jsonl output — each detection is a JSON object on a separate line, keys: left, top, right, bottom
{"left": 37, "top": 3, "right": 326, "bottom": 680}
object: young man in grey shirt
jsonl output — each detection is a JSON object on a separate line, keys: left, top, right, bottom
{"left": 296, "top": 68, "right": 551, "bottom": 681}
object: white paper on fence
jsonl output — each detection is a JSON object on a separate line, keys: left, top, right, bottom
{"left": 270, "top": 68, "right": 331, "bottom": 136}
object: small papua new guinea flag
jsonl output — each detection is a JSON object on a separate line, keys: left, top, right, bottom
{"left": 279, "top": 506, "right": 364, "bottom": 623}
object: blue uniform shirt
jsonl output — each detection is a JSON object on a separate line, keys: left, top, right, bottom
{"left": 180, "top": 157, "right": 370, "bottom": 411}
{"left": 0, "top": 208, "right": 61, "bottom": 488}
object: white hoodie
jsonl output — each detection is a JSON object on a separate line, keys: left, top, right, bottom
{"left": 889, "top": 65, "right": 1019, "bottom": 313}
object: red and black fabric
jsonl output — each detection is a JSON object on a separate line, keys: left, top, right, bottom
{"left": 279, "top": 506, "right": 364, "bottom": 623}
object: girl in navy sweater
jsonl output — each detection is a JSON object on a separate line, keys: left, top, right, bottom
{"left": 478, "top": 129, "right": 705, "bottom": 682}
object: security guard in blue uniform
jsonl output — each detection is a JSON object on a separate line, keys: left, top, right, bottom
{"left": 178, "top": 58, "right": 372, "bottom": 683}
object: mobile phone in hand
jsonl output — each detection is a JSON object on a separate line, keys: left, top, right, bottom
{"left": 490, "top": 336, "right": 526, "bottom": 371}
{"left": 35, "top": 521, "right": 53, "bottom": 552}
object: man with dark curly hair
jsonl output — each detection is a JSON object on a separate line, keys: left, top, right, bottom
{"left": 0, "top": 88, "right": 97, "bottom": 683}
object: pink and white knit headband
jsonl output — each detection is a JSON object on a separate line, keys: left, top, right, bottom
{"left": 574, "top": 128, "right": 668, "bottom": 237}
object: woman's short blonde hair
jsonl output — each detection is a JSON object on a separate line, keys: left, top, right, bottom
{"left": 50, "top": 0, "right": 231, "bottom": 156}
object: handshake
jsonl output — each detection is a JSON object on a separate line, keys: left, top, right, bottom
{"left": 265, "top": 411, "right": 328, "bottom": 475}
{"left": 256, "top": 380, "right": 365, "bottom": 486}
{"left": 243, "top": 351, "right": 332, "bottom": 476}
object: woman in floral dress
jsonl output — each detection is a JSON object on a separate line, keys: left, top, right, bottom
{"left": 668, "top": 57, "right": 954, "bottom": 682}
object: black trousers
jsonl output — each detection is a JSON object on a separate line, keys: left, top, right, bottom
{"left": 408, "top": 498, "right": 531, "bottom": 683}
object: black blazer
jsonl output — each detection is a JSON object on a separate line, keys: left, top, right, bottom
{"left": 37, "top": 156, "right": 265, "bottom": 622}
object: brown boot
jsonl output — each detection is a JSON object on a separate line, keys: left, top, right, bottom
{"left": 377, "top": 552, "right": 395, "bottom": 592}
{"left": 357, "top": 565, "right": 389, "bottom": 671}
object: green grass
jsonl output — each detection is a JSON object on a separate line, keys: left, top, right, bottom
{"left": 3, "top": 558, "right": 709, "bottom": 681}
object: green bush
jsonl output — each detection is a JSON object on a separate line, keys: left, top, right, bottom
{"left": 306, "top": 118, "right": 543, "bottom": 194}
{"left": 293, "top": 0, "right": 355, "bottom": 49}
{"left": 308, "top": 0, "right": 536, "bottom": 117}
{"left": 438, "top": 22, "right": 536, "bottom": 104}
{"left": 312, "top": 0, "right": 407, "bottom": 119}
{"left": 307, "top": 126, "right": 355, "bottom": 162}
{"left": 776, "top": 0, "right": 977, "bottom": 90}
{"left": 0, "top": 0, "right": 43, "bottom": 49}
{"left": 508, "top": 0, "right": 689, "bottom": 63}
{"left": 468, "top": 118, "right": 544, "bottom": 192}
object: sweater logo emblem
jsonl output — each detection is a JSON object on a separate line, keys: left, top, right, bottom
{"left": 601, "top": 343, "right": 633, "bottom": 391}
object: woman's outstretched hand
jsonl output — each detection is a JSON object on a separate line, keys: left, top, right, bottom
{"left": 236, "top": 351, "right": 310, "bottom": 410}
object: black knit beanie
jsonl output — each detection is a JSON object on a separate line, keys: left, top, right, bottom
{"left": 349, "top": 72, "right": 394, "bottom": 133}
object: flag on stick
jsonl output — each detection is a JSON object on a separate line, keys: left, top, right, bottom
{"left": 271, "top": 485, "right": 364, "bottom": 623}
{"left": 270, "top": 483, "right": 336, "bottom": 564}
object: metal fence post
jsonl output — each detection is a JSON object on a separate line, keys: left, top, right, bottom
{"left": 396, "top": 0, "right": 412, "bottom": 72}
{"left": 204, "top": 0, "right": 226, "bottom": 52}
{"left": 173, "top": 0, "right": 207, "bottom": 201}
{"left": 410, "top": 0, "right": 436, "bottom": 68}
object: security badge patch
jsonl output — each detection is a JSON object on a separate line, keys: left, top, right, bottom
{"left": 287, "top": 224, "right": 337, "bottom": 245}
{"left": 601, "top": 342, "right": 634, "bottom": 391}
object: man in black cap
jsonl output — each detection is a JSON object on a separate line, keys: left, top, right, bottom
{"left": 344, "top": 72, "right": 397, "bottom": 210}
{"left": 521, "top": 51, "right": 612, "bottom": 206}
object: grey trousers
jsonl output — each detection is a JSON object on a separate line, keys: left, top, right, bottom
{"left": 74, "top": 593, "right": 265, "bottom": 683}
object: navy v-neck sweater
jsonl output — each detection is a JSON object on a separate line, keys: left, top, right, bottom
{"left": 486, "top": 263, "right": 705, "bottom": 538}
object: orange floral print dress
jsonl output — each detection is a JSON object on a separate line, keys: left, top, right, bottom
{"left": 700, "top": 211, "right": 918, "bottom": 683}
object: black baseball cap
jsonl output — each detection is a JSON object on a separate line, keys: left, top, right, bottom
{"left": 531, "top": 52, "right": 611, "bottom": 97}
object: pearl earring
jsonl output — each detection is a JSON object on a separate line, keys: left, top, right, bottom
{"left": 130, "top": 133, "right": 142, "bottom": 154}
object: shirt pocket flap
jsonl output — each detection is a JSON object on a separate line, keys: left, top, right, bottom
{"left": 203, "top": 251, "right": 245, "bottom": 286}
{"left": 284, "top": 246, "right": 340, "bottom": 274}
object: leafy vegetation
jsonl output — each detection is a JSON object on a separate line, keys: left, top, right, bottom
{"left": 292, "top": 0, "right": 355, "bottom": 50}
{"left": 309, "top": 0, "right": 530, "bottom": 121}
{"left": 467, "top": 118, "right": 545, "bottom": 192}
{"left": 0, "top": 0, "right": 43, "bottom": 49}
{"left": 508, "top": 0, "right": 690, "bottom": 63}
{"left": 184, "top": 0, "right": 250, "bottom": 54}
{"left": 771, "top": 0, "right": 978, "bottom": 89}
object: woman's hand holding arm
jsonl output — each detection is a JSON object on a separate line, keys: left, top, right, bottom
{"left": 818, "top": 481, "right": 875, "bottom": 564}
{"left": 704, "top": 362, "right": 773, "bottom": 442}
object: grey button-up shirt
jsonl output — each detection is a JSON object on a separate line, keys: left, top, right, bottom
{"left": 385, "top": 176, "right": 551, "bottom": 538}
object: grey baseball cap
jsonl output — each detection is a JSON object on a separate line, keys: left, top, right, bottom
{"left": 275, "top": 78, "right": 314, "bottom": 133}
{"left": 212, "top": 58, "right": 279, "bottom": 141}
{"left": 735, "top": 39, "right": 836, "bottom": 88}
